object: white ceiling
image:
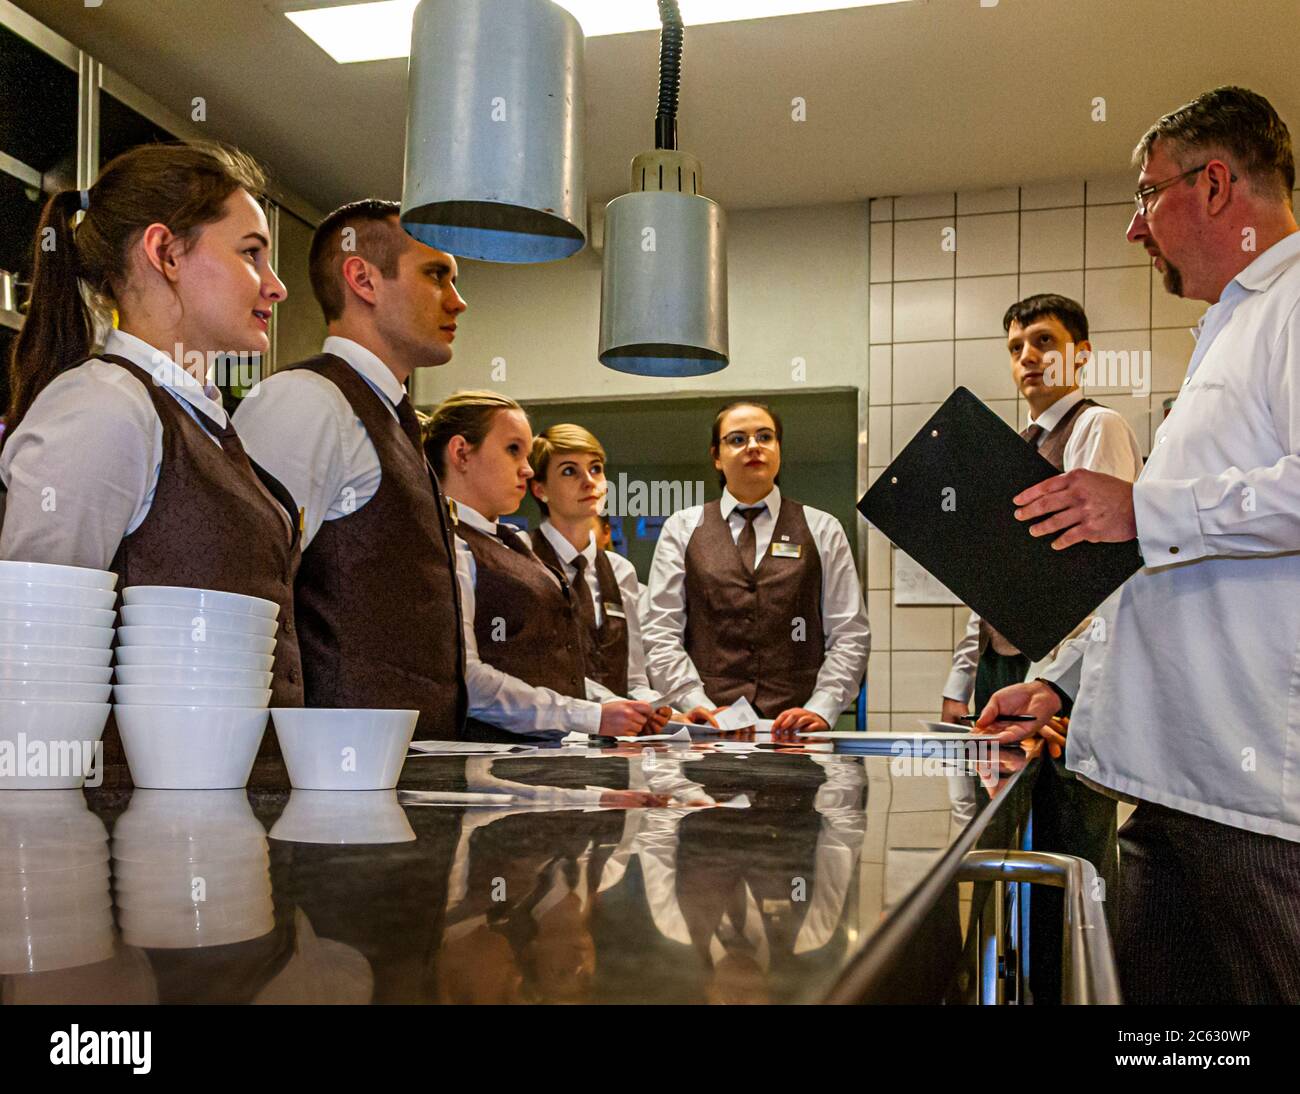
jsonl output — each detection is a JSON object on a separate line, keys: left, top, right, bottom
{"left": 18, "top": 0, "right": 1300, "bottom": 219}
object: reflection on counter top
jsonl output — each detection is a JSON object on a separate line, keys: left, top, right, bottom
{"left": 0, "top": 733, "right": 1034, "bottom": 1005}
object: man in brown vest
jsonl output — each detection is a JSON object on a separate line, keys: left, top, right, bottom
{"left": 234, "top": 199, "right": 468, "bottom": 739}
{"left": 939, "top": 293, "right": 1142, "bottom": 1002}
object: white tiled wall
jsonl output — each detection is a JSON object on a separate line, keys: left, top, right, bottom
{"left": 865, "top": 175, "right": 1209, "bottom": 728}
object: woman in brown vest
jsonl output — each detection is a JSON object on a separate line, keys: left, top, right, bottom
{"left": 643, "top": 400, "right": 870, "bottom": 732}
{"left": 425, "top": 393, "right": 652, "bottom": 741}
{"left": 0, "top": 143, "right": 304, "bottom": 721}
{"left": 527, "top": 424, "right": 666, "bottom": 711}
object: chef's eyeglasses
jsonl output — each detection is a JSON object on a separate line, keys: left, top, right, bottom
{"left": 1134, "top": 162, "right": 1236, "bottom": 217}
{"left": 721, "top": 429, "right": 778, "bottom": 450}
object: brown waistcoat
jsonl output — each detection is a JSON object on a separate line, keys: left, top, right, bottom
{"left": 103, "top": 355, "right": 304, "bottom": 765}
{"left": 530, "top": 528, "right": 630, "bottom": 696}
{"left": 286, "top": 354, "right": 467, "bottom": 740}
{"left": 455, "top": 522, "right": 587, "bottom": 740}
{"left": 683, "top": 498, "right": 825, "bottom": 719}
{"left": 979, "top": 397, "right": 1100, "bottom": 658}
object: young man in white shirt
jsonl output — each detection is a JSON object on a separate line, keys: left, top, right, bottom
{"left": 939, "top": 293, "right": 1143, "bottom": 1003}
{"left": 941, "top": 294, "right": 1143, "bottom": 722}
{"left": 978, "top": 86, "right": 1300, "bottom": 1004}
{"left": 234, "top": 200, "right": 469, "bottom": 739}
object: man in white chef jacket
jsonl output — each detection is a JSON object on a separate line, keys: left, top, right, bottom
{"left": 978, "top": 86, "right": 1300, "bottom": 1004}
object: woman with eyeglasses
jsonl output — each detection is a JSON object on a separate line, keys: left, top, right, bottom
{"left": 642, "top": 400, "right": 870, "bottom": 733}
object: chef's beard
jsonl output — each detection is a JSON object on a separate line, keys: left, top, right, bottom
{"left": 1160, "top": 257, "right": 1185, "bottom": 297}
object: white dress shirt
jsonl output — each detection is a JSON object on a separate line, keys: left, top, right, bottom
{"left": 1040, "top": 229, "right": 1300, "bottom": 841}
{"left": 234, "top": 336, "right": 407, "bottom": 549}
{"left": 453, "top": 501, "right": 604, "bottom": 737}
{"left": 536, "top": 520, "right": 659, "bottom": 705}
{"left": 942, "top": 389, "right": 1144, "bottom": 702}
{"left": 0, "top": 328, "right": 230, "bottom": 569}
{"left": 643, "top": 485, "right": 871, "bottom": 725}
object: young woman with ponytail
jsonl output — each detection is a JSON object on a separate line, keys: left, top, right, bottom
{"left": 0, "top": 142, "right": 304, "bottom": 711}
{"left": 425, "top": 392, "right": 654, "bottom": 742}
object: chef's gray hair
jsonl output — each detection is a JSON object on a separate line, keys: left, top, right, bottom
{"left": 1134, "top": 86, "right": 1294, "bottom": 203}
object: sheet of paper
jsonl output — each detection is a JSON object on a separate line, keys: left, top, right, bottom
{"left": 562, "top": 727, "right": 693, "bottom": 744}
{"left": 408, "top": 740, "right": 528, "bottom": 755}
{"left": 626, "top": 727, "right": 692, "bottom": 743}
{"left": 398, "top": 789, "right": 515, "bottom": 806}
{"left": 796, "top": 730, "right": 974, "bottom": 740}
{"left": 714, "top": 696, "right": 758, "bottom": 731}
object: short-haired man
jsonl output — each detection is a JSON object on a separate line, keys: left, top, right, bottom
{"left": 941, "top": 293, "right": 1142, "bottom": 1003}
{"left": 980, "top": 87, "right": 1300, "bottom": 1003}
{"left": 235, "top": 200, "right": 469, "bottom": 739}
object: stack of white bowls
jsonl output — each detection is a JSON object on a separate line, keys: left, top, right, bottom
{"left": 0, "top": 791, "right": 114, "bottom": 973}
{"left": 111, "top": 790, "right": 273, "bottom": 949}
{"left": 113, "top": 586, "right": 278, "bottom": 789}
{"left": 0, "top": 561, "right": 116, "bottom": 789}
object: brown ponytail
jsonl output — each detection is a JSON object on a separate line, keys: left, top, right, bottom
{"left": 4, "top": 141, "right": 267, "bottom": 450}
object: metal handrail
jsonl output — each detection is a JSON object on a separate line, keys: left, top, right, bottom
{"left": 824, "top": 755, "right": 1039, "bottom": 1003}
{"left": 958, "top": 849, "right": 1122, "bottom": 1005}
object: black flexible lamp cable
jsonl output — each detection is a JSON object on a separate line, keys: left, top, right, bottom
{"left": 655, "top": 0, "right": 683, "bottom": 150}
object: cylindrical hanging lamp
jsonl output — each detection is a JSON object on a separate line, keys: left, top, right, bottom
{"left": 400, "top": 0, "right": 587, "bottom": 263}
{"left": 599, "top": 1, "right": 729, "bottom": 376}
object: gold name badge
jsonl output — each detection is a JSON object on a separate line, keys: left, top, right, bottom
{"left": 770, "top": 542, "right": 802, "bottom": 559}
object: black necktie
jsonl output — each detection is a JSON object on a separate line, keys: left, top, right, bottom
{"left": 1021, "top": 422, "right": 1045, "bottom": 447}
{"left": 570, "top": 553, "right": 598, "bottom": 636}
{"left": 494, "top": 523, "right": 533, "bottom": 557}
{"left": 735, "top": 505, "right": 766, "bottom": 578}
{"left": 395, "top": 395, "right": 424, "bottom": 456}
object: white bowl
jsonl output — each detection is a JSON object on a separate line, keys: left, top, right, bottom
{"left": 0, "top": 561, "right": 116, "bottom": 591}
{"left": 0, "top": 680, "right": 112, "bottom": 703}
{"left": 0, "top": 791, "right": 109, "bottom": 874}
{"left": 0, "top": 701, "right": 111, "bottom": 790}
{"left": 111, "top": 857, "right": 269, "bottom": 898}
{"left": 113, "top": 646, "right": 274, "bottom": 672}
{"left": 113, "top": 868, "right": 270, "bottom": 902}
{"left": 0, "top": 601, "right": 116, "bottom": 628}
{"left": 0, "top": 662, "right": 112, "bottom": 684}
{"left": 271, "top": 708, "right": 417, "bottom": 791}
{"left": 0, "top": 580, "right": 116, "bottom": 610}
{"left": 117, "top": 902, "right": 273, "bottom": 950}
{"left": 0, "top": 906, "right": 115, "bottom": 974}
{"left": 115, "top": 706, "right": 270, "bottom": 789}
{"left": 113, "top": 684, "right": 271, "bottom": 708}
{"left": 0, "top": 863, "right": 110, "bottom": 891}
{"left": 0, "top": 883, "right": 113, "bottom": 921}
{"left": 0, "top": 790, "right": 109, "bottom": 846}
{"left": 0, "top": 620, "right": 115, "bottom": 649}
{"left": 113, "top": 789, "right": 265, "bottom": 840}
{"left": 116, "top": 626, "right": 275, "bottom": 655}
{"left": 114, "top": 665, "right": 273, "bottom": 689}
{"left": 120, "top": 604, "right": 278, "bottom": 638}
{"left": 123, "top": 585, "right": 278, "bottom": 620}
{"left": 0, "top": 643, "right": 113, "bottom": 668}
{"left": 112, "top": 834, "right": 270, "bottom": 863}
{"left": 0, "top": 845, "right": 108, "bottom": 874}
{"left": 270, "top": 789, "right": 416, "bottom": 845}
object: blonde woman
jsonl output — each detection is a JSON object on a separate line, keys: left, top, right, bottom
{"left": 528, "top": 424, "right": 665, "bottom": 710}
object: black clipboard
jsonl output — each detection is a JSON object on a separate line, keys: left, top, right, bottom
{"left": 858, "top": 387, "right": 1143, "bottom": 661}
